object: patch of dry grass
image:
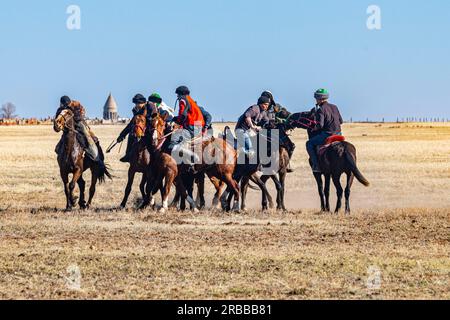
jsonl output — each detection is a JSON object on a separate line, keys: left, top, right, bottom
{"left": 0, "top": 123, "right": 449, "bottom": 299}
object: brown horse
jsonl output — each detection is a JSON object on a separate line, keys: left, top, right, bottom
{"left": 142, "top": 114, "right": 198, "bottom": 212}
{"left": 119, "top": 113, "right": 151, "bottom": 208}
{"left": 54, "top": 108, "right": 112, "bottom": 211}
{"left": 313, "top": 139, "right": 370, "bottom": 214}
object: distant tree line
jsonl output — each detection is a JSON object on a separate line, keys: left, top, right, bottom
{"left": 348, "top": 117, "right": 449, "bottom": 123}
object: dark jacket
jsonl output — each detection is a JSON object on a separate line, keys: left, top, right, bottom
{"left": 236, "top": 105, "right": 270, "bottom": 131}
{"left": 311, "top": 102, "right": 343, "bottom": 134}
{"left": 199, "top": 107, "right": 212, "bottom": 128}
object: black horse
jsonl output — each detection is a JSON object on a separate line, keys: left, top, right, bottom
{"left": 288, "top": 111, "right": 370, "bottom": 214}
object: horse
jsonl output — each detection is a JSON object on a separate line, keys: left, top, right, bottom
{"left": 312, "top": 136, "right": 370, "bottom": 213}
{"left": 119, "top": 113, "right": 151, "bottom": 209}
{"left": 147, "top": 115, "right": 241, "bottom": 212}
{"left": 287, "top": 111, "right": 370, "bottom": 213}
{"left": 219, "top": 126, "right": 275, "bottom": 212}
{"left": 142, "top": 113, "right": 198, "bottom": 213}
{"left": 53, "top": 107, "right": 112, "bottom": 211}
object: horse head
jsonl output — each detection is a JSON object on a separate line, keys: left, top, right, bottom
{"left": 149, "top": 113, "right": 167, "bottom": 149}
{"left": 287, "top": 112, "right": 317, "bottom": 130}
{"left": 133, "top": 114, "right": 147, "bottom": 140}
{"left": 54, "top": 108, "right": 74, "bottom": 133}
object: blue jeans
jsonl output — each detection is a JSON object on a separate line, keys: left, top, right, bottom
{"left": 306, "top": 131, "right": 331, "bottom": 168}
{"left": 235, "top": 129, "right": 253, "bottom": 154}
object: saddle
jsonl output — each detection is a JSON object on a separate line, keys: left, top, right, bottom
{"left": 317, "top": 135, "right": 346, "bottom": 158}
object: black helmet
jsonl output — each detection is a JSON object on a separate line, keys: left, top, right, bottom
{"left": 258, "top": 96, "right": 271, "bottom": 105}
{"left": 175, "top": 86, "right": 190, "bottom": 96}
{"left": 60, "top": 96, "right": 71, "bottom": 107}
{"left": 132, "top": 94, "right": 146, "bottom": 104}
{"left": 261, "top": 90, "right": 274, "bottom": 101}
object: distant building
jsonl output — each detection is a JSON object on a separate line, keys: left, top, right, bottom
{"left": 103, "top": 93, "right": 119, "bottom": 122}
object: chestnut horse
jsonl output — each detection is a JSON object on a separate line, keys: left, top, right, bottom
{"left": 142, "top": 114, "right": 197, "bottom": 212}
{"left": 146, "top": 114, "right": 240, "bottom": 211}
{"left": 54, "top": 108, "right": 112, "bottom": 211}
{"left": 119, "top": 113, "right": 151, "bottom": 208}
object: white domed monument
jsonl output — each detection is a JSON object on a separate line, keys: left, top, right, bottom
{"left": 103, "top": 93, "right": 119, "bottom": 123}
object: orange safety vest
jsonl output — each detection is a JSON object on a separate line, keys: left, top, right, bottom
{"left": 179, "top": 95, "right": 205, "bottom": 127}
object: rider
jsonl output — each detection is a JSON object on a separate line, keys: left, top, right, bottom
{"left": 261, "top": 90, "right": 277, "bottom": 122}
{"left": 148, "top": 93, "right": 175, "bottom": 121}
{"left": 306, "top": 89, "right": 344, "bottom": 173}
{"left": 235, "top": 96, "right": 271, "bottom": 157}
{"left": 168, "top": 86, "right": 205, "bottom": 171}
{"left": 116, "top": 94, "right": 148, "bottom": 163}
{"left": 57, "top": 96, "right": 106, "bottom": 169}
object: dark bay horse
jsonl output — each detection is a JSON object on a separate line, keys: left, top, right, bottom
{"left": 287, "top": 111, "right": 370, "bottom": 213}
{"left": 312, "top": 139, "right": 370, "bottom": 214}
{"left": 119, "top": 113, "right": 151, "bottom": 208}
{"left": 54, "top": 108, "right": 112, "bottom": 211}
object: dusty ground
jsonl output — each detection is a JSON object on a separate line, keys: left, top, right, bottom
{"left": 0, "top": 123, "right": 449, "bottom": 299}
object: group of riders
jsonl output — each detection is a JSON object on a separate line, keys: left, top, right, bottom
{"left": 57, "top": 86, "right": 343, "bottom": 174}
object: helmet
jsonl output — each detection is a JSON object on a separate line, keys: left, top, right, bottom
{"left": 132, "top": 94, "right": 146, "bottom": 104}
{"left": 258, "top": 96, "right": 271, "bottom": 105}
{"left": 60, "top": 96, "right": 71, "bottom": 107}
{"left": 148, "top": 93, "right": 163, "bottom": 104}
{"left": 175, "top": 86, "right": 190, "bottom": 96}
{"left": 261, "top": 90, "right": 274, "bottom": 101}
{"left": 314, "top": 89, "right": 329, "bottom": 100}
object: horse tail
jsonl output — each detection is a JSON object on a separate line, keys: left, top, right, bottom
{"left": 96, "top": 143, "right": 113, "bottom": 184}
{"left": 345, "top": 148, "right": 370, "bottom": 187}
{"left": 97, "top": 163, "right": 113, "bottom": 184}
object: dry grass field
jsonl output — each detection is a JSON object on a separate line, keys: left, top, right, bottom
{"left": 0, "top": 123, "right": 449, "bottom": 299}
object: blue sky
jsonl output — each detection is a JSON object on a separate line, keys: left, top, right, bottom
{"left": 1, "top": 0, "right": 449, "bottom": 121}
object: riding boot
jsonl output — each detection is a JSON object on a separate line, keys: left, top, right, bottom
{"left": 120, "top": 135, "right": 134, "bottom": 163}
{"left": 78, "top": 122, "right": 100, "bottom": 162}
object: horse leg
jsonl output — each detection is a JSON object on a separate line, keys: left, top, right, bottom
{"left": 77, "top": 176, "right": 87, "bottom": 209}
{"left": 260, "top": 175, "right": 274, "bottom": 209}
{"left": 175, "top": 176, "right": 198, "bottom": 212}
{"left": 224, "top": 173, "right": 240, "bottom": 212}
{"left": 279, "top": 171, "right": 287, "bottom": 211}
{"left": 140, "top": 172, "right": 147, "bottom": 201}
{"left": 240, "top": 176, "right": 250, "bottom": 211}
{"left": 314, "top": 172, "right": 326, "bottom": 212}
{"left": 211, "top": 178, "right": 225, "bottom": 210}
{"left": 324, "top": 174, "right": 331, "bottom": 212}
{"left": 251, "top": 174, "right": 272, "bottom": 212}
{"left": 120, "top": 167, "right": 136, "bottom": 209}
{"left": 60, "top": 170, "right": 71, "bottom": 211}
{"left": 332, "top": 173, "right": 344, "bottom": 214}
{"left": 87, "top": 171, "right": 98, "bottom": 209}
{"left": 196, "top": 173, "right": 206, "bottom": 210}
{"left": 70, "top": 168, "right": 82, "bottom": 208}
{"left": 220, "top": 186, "right": 231, "bottom": 211}
{"left": 269, "top": 175, "right": 284, "bottom": 211}
{"left": 345, "top": 173, "right": 354, "bottom": 214}
{"left": 170, "top": 185, "right": 181, "bottom": 209}
{"left": 159, "top": 169, "right": 177, "bottom": 213}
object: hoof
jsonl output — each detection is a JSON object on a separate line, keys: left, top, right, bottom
{"left": 193, "top": 208, "right": 200, "bottom": 213}
{"left": 159, "top": 207, "right": 166, "bottom": 214}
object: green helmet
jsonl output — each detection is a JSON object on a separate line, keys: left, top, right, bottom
{"left": 314, "top": 88, "right": 329, "bottom": 100}
{"left": 148, "top": 93, "right": 163, "bottom": 105}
